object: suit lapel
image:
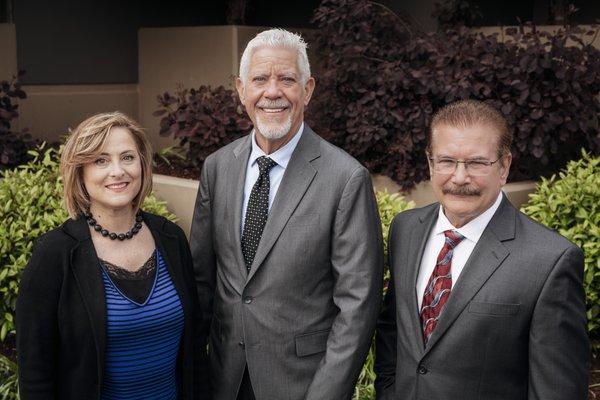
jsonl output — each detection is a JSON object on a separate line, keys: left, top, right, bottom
{"left": 66, "top": 219, "right": 106, "bottom": 384}
{"left": 407, "top": 206, "right": 438, "bottom": 356}
{"left": 228, "top": 136, "right": 252, "bottom": 280}
{"left": 423, "top": 196, "right": 515, "bottom": 355}
{"left": 246, "top": 126, "right": 320, "bottom": 283}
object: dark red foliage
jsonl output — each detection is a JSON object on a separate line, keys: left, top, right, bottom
{"left": 0, "top": 72, "right": 32, "bottom": 169}
{"left": 308, "top": 0, "right": 600, "bottom": 190}
{"left": 155, "top": 85, "right": 253, "bottom": 168}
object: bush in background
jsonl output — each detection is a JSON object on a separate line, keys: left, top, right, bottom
{"left": 521, "top": 150, "right": 599, "bottom": 344}
{"left": 0, "top": 73, "right": 33, "bottom": 170}
{"left": 0, "top": 145, "right": 176, "bottom": 343}
{"left": 154, "top": 85, "right": 253, "bottom": 169}
{"left": 0, "top": 354, "right": 17, "bottom": 400}
{"left": 308, "top": 0, "right": 600, "bottom": 190}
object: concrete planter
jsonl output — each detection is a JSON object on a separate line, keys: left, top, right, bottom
{"left": 152, "top": 173, "right": 200, "bottom": 237}
{"left": 152, "top": 173, "right": 537, "bottom": 237}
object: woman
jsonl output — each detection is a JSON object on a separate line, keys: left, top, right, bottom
{"left": 16, "top": 112, "right": 209, "bottom": 399}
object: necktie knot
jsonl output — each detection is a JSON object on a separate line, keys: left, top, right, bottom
{"left": 443, "top": 230, "right": 465, "bottom": 248}
{"left": 256, "top": 156, "right": 277, "bottom": 176}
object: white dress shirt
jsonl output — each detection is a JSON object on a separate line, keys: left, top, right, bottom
{"left": 241, "top": 122, "right": 304, "bottom": 233}
{"left": 416, "top": 192, "right": 503, "bottom": 309}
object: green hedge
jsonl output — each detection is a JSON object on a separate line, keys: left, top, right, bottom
{"left": 521, "top": 150, "right": 600, "bottom": 344}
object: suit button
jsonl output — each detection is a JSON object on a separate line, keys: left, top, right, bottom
{"left": 238, "top": 340, "right": 245, "bottom": 348}
{"left": 418, "top": 365, "right": 428, "bottom": 374}
{"left": 243, "top": 297, "right": 253, "bottom": 304}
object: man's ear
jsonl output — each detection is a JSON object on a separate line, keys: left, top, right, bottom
{"left": 500, "top": 152, "right": 512, "bottom": 184}
{"left": 303, "top": 77, "right": 315, "bottom": 106}
{"left": 235, "top": 77, "right": 245, "bottom": 103}
{"left": 426, "top": 150, "right": 434, "bottom": 178}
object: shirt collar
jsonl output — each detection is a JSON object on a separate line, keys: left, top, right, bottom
{"left": 249, "top": 122, "right": 304, "bottom": 170}
{"left": 435, "top": 191, "right": 503, "bottom": 243}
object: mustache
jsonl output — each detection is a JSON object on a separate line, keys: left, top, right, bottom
{"left": 442, "top": 185, "right": 481, "bottom": 196}
{"left": 257, "top": 100, "right": 290, "bottom": 108}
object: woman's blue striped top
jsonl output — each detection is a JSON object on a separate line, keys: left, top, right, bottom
{"left": 100, "top": 249, "right": 184, "bottom": 400}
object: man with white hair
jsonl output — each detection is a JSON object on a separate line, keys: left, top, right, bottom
{"left": 191, "top": 29, "right": 383, "bottom": 399}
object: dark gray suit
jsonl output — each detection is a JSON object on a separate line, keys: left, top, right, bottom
{"left": 191, "top": 125, "right": 383, "bottom": 400}
{"left": 375, "top": 196, "right": 589, "bottom": 400}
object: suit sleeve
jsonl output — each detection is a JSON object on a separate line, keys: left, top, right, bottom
{"left": 190, "top": 158, "right": 217, "bottom": 342}
{"left": 528, "top": 244, "right": 589, "bottom": 400}
{"left": 305, "top": 166, "right": 384, "bottom": 400}
{"left": 16, "top": 237, "right": 61, "bottom": 399}
{"left": 374, "top": 218, "right": 399, "bottom": 399}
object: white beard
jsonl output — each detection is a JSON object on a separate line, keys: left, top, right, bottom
{"left": 255, "top": 113, "right": 293, "bottom": 140}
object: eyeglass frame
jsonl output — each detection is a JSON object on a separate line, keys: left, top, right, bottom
{"left": 427, "top": 153, "right": 505, "bottom": 176}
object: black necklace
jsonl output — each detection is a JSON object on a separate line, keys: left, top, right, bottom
{"left": 84, "top": 211, "right": 143, "bottom": 241}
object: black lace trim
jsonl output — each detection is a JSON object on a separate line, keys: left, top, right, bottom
{"left": 100, "top": 251, "right": 156, "bottom": 280}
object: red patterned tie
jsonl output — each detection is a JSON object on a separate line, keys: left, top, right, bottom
{"left": 420, "top": 230, "right": 465, "bottom": 344}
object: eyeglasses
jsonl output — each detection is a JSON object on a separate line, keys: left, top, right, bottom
{"left": 428, "top": 156, "right": 503, "bottom": 176}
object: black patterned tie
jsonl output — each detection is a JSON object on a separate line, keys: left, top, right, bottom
{"left": 241, "top": 156, "right": 277, "bottom": 272}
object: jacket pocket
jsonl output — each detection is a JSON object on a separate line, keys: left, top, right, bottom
{"left": 295, "top": 329, "right": 330, "bottom": 357}
{"left": 468, "top": 301, "right": 520, "bottom": 315}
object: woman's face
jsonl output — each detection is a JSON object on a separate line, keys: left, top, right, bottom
{"left": 82, "top": 127, "right": 142, "bottom": 215}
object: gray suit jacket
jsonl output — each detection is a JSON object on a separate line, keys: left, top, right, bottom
{"left": 191, "top": 125, "right": 383, "bottom": 400}
{"left": 375, "top": 196, "right": 589, "bottom": 400}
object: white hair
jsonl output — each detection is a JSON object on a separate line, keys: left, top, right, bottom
{"left": 239, "top": 28, "right": 311, "bottom": 85}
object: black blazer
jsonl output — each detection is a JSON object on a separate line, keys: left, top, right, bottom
{"left": 16, "top": 211, "right": 210, "bottom": 400}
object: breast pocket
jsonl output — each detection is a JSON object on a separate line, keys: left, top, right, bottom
{"left": 287, "top": 213, "right": 319, "bottom": 228}
{"left": 280, "top": 213, "right": 320, "bottom": 256}
{"left": 468, "top": 301, "right": 520, "bottom": 316}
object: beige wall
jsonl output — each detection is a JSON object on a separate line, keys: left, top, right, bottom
{"left": 0, "top": 24, "right": 17, "bottom": 80}
{"left": 2, "top": 24, "right": 139, "bottom": 142}
{"left": 16, "top": 84, "right": 138, "bottom": 142}
{"left": 138, "top": 25, "right": 264, "bottom": 151}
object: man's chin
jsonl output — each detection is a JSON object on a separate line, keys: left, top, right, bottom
{"left": 257, "top": 128, "right": 288, "bottom": 140}
{"left": 256, "top": 120, "right": 292, "bottom": 140}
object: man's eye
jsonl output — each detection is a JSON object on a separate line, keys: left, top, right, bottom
{"left": 437, "top": 159, "right": 455, "bottom": 166}
{"left": 282, "top": 77, "right": 295, "bottom": 82}
{"left": 468, "top": 160, "right": 490, "bottom": 167}
{"left": 253, "top": 76, "right": 266, "bottom": 82}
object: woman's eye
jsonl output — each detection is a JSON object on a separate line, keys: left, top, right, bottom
{"left": 123, "top": 154, "right": 134, "bottom": 161}
{"left": 94, "top": 158, "right": 108, "bottom": 165}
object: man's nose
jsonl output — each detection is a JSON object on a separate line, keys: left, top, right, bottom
{"left": 264, "top": 78, "right": 281, "bottom": 98}
{"left": 451, "top": 162, "right": 470, "bottom": 184}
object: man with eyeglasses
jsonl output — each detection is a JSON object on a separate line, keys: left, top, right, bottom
{"left": 374, "top": 99, "right": 588, "bottom": 400}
